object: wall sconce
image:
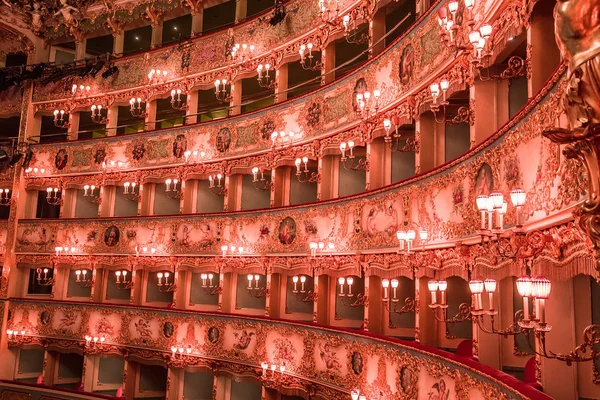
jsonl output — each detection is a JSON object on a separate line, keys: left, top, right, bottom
{"left": 354, "top": 89, "right": 380, "bottom": 119}
{"left": 231, "top": 43, "right": 255, "bottom": 63}
{"left": 170, "top": 89, "right": 187, "bottom": 111}
{"left": 476, "top": 189, "right": 526, "bottom": 232}
{"left": 53, "top": 109, "right": 69, "bottom": 128}
{"left": 221, "top": 244, "right": 244, "bottom": 257}
{"left": 299, "top": 43, "right": 321, "bottom": 71}
{"left": 183, "top": 150, "right": 207, "bottom": 164}
{"left": 157, "top": 269, "right": 176, "bottom": 293}
{"left": 429, "top": 80, "right": 473, "bottom": 124}
{"left": 36, "top": 266, "right": 55, "bottom": 287}
{"left": 45, "top": 186, "right": 62, "bottom": 206}
{"left": 427, "top": 280, "right": 473, "bottom": 324}
{"left": 382, "top": 118, "right": 419, "bottom": 153}
{"left": 291, "top": 275, "right": 317, "bottom": 302}
{"left": 90, "top": 104, "right": 107, "bottom": 124}
{"left": 318, "top": 0, "right": 339, "bottom": 22}
{"left": 24, "top": 167, "right": 46, "bottom": 176}
{"left": 55, "top": 246, "right": 76, "bottom": 256}
{"left": 102, "top": 160, "right": 125, "bottom": 171}
{"left": 74, "top": 268, "right": 93, "bottom": 287}
{"left": 294, "top": 157, "right": 319, "bottom": 184}
{"left": 0, "top": 188, "right": 11, "bottom": 206}
{"left": 247, "top": 274, "right": 268, "bottom": 298}
{"left": 270, "top": 130, "right": 298, "bottom": 148}
{"left": 260, "top": 362, "right": 288, "bottom": 387}
{"left": 200, "top": 272, "right": 222, "bottom": 296}
{"left": 342, "top": 13, "right": 369, "bottom": 45}
{"left": 309, "top": 241, "right": 334, "bottom": 258}
{"left": 251, "top": 167, "right": 273, "bottom": 190}
{"left": 114, "top": 267, "right": 133, "bottom": 290}
{"left": 257, "top": 63, "right": 277, "bottom": 89}
{"left": 83, "top": 184, "right": 101, "bottom": 204}
{"left": 214, "top": 79, "right": 234, "bottom": 103}
{"left": 148, "top": 69, "right": 168, "bottom": 85}
{"left": 123, "top": 180, "right": 141, "bottom": 202}
{"left": 129, "top": 97, "right": 147, "bottom": 118}
{"left": 165, "top": 177, "right": 184, "bottom": 199}
{"left": 6, "top": 329, "right": 28, "bottom": 345}
{"left": 396, "top": 229, "right": 428, "bottom": 253}
{"left": 381, "top": 278, "right": 415, "bottom": 315}
{"left": 72, "top": 84, "right": 90, "bottom": 97}
{"left": 337, "top": 276, "right": 367, "bottom": 307}
{"left": 168, "top": 344, "right": 194, "bottom": 368}
{"left": 351, "top": 389, "right": 367, "bottom": 400}
{"left": 84, "top": 335, "right": 106, "bottom": 353}
{"left": 208, "top": 174, "right": 226, "bottom": 196}
{"left": 339, "top": 141, "right": 368, "bottom": 171}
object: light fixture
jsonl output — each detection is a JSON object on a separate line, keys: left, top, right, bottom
{"left": 6, "top": 329, "right": 28, "bottom": 345}
{"left": 291, "top": 275, "right": 317, "bottom": 302}
{"left": 157, "top": 270, "right": 176, "bottom": 292}
{"left": 382, "top": 118, "right": 419, "bottom": 153}
{"left": 200, "top": 272, "right": 222, "bottom": 296}
{"left": 102, "top": 160, "right": 125, "bottom": 172}
{"left": 82, "top": 184, "right": 101, "bottom": 204}
{"left": 123, "top": 180, "right": 141, "bottom": 202}
{"left": 339, "top": 140, "right": 368, "bottom": 171}
{"left": 230, "top": 43, "right": 255, "bottom": 63}
{"left": 337, "top": 276, "right": 367, "bottom": 308}
{"left": 24, "top": 167, "right": 46, "bottom": 176}
{"left": 354, "top": 89, "right": 381, "bottom": 119}
{"left": 208, "top": 174, "right": 226, "bottom": 196}
{"left": 350, "top": 389, "right": 367, "bottom": 400}
{"left": 183, "top": 150, "right": 207, "bottom": 164}
{"left": 84, "top": 335, "right": 106, "bottom": 354}
{"left": 299, "top": 43, "right": 321, "bottom": 71}
{"left": 90, "top": 104, "right": 107, "bottom": 124}
{"left": 251, "top": 167, "right": 273, "bottom": 190}
{"left": 0, "top": 188, "right": 11, "bottom": 206}
{"left": 53, "top": 109, "right": 69, "bottom": 128}
{"left": 247, "top": 274, "right": 268, "bottom": 298}
{"left": 74, "top": 268, "right": 93, "bottom": 287}
{"left": 270, "top": 130, "right": 298, "bottom": 148}
{"left": 396, "top": 229, "right": 428, "bottom": 253}
{"left": 165, "top": 177, "right": 184, "bottom": 199}
{"left": 55, "top": 246, "right": 77, "bottom": 256}
{"left": 221, "top": 244, "right": 244, "bottom": 257}
{"left": 170, "top": 89, "right": 187, "bottom": 111}
{"left": 309, "top": 241, "right": 334, "bottom": 258}
{"left": 427, "top": 279, "right": 473, "bottom": 324}
{"left": 168, "top": 344, "right": 195, "bottom": 368}
{"left": 45, "top": 186, "right": 62, "bottom": 205}
{"left": 318, "top": 0, "right": 339, "bottom": 22}
{"left": 429, "top": 79, "right": 472, "bottom": 124}
{"left": 36, "top": 266, "right": 55, "bottom": 287}
{"left": 72, "top": 84, "right": 91, "bottom": 97}
{"left": 381, "top": 278, "right": 416, "bottom": 315}
{"left": 214, "top": 79, "right": 234, "bottom": 103}
{"left": 114, "top": 267, "right": 133, "bottom": 290}
{"left": 342, "top": 13, "right": 369, "bottom": 45}
{"left": 294, "top": 157, "right": 319, "bottom": 184}
{"left": 148, "top": 69, "right": 168, "bottom": 85}
{"left": 256, "top": 63, "right": 276, "bottom": 89}
{"left": 129, "top": 97, "right": 147, "bottom": 118}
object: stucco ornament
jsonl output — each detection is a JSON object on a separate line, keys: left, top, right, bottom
{"left": 543, "top": 0, "right": 600, "bottom": 275}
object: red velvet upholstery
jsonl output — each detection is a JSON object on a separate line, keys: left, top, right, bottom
{"left": 524, "top": 357, "right": 544, "bottom": 392}
{"left": 455, "top": 339, "right": 475, "bottom": 360}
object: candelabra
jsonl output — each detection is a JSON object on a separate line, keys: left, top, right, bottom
{"left": 148, "top": 69, "right": 168, "bottom": 85}
{"left": 200, "top": 272, "right": 222, "bottom": 296}
{"left": 291, "top": 275, "right": 317, "bottom": 302}
{"left": 208, "top": 174, "right": 226, "bottom": 196}
{"left": 309, "top": 241, "right": 334, "bottom": 258}
{"left": 53, "top": 109, "right": 69, "bottom": 128}
{"left": 294, "top": 157, "right": 319, "bottom": 184}
{"left": 477, "top": 189, "right": 525, "bottom": 232}
{"left": 214, "top": 79, "right": 234, "bottom": 103}
{"left": 84, "top": 335, "right": 106, "bottom": 354}
{"left": 157, "top": 268, "right": 176, "bottom": 293}
{"left": 24, "top": 167, "right": 46, "bottom": 176}
{"left": 396, "top": 229, "right": 428, "bottom": 254}
{"left": 123, "top": 180, "right": 141, "bottom": 202}
{"left": 45, "top": 186, "right": 62, "bottom": 206}
{"left": 382, "top": 118, "right": 420, "bottom": 153}
{"left": 257, "top": 63, "right": 276, "bottom": 89}
{"left": 74, "top": 268, "right": 93, "bottom": 287}
{"left": 168, "top": 345, "right": 196, "bottom": 368}
{"left": 260, "top": 362, "right": 293, "bottom": 389}
{"left": 90, "top": 104, "right": 107, "bottom": 124}
{"left": 342, "top": 14, "right": 368, "bottom": 45}
{"left": 183, "top": 150, "right": 208, "bottom": 164}
{"left": 354, "top": 90, "right": 381, "bottom": 119}
{"left": 247, "top": 274, "right": 268, "bottom": 298}
{"left": 6, "top": 329, "right": 28, "bottom": 346}
{"left": 72, "top": 84, "right": 91, "bottom": 97}
{"left": 231, "top": 43, "right": 255, "bottom": 63}
{"left": 0, "top": 188, "right": 11, "bottom": 206}
{"left": 102, "top": 160, "right": 125, "bottom": 171}
{"left": 427, "top": 279, "right": 472, "bottom": 323}
{"left": 36, "top": 266, "right": 55, "bottom": 287}
{"left": 251, "top": 167, "right": 273, "bottom": 190}
{"left": 299, "top": 43, "right": 321, "bottom": 71}
{"left": 381, "top": 278, "right": 416, "bottom": 315}
{"left": 165, "top": 177, "right": 184, "bottom": 199}
{"left": 83, "top": 184, "right": 101, "bottom": 204}
{"left": 170, "top": 89, "right": 187, "bottom": 111}
{"left": 55, "top": 246, "right": 77, "bottom": 256}
{"left": 129, "top": 97, "right": 147, "bottom": 118}
{"left": 429, "top": 80, "right": 473, "bottom": 124}
{"left": 270, "top": 131, "right": 298, "bottom": 148}
{"left": 339, "top": 141, "right": 368, "bottom": 171}
{"left": 351, "top": 389, "right": 367, "bottom": 400}
{"left": 114, "top": 267, "right": 133, "bottom": 290}
{"left": 337, "top": 277, "right": 367, "bottom": 307}
{"left": 221, "top": 244, "right": 244, "bottom": 257}
{"left": 318, "top": 0, "right": 339, "bottom": 22}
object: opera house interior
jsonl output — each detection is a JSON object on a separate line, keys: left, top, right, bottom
{"left": 0, "top": 0, "right": 597, "bottom": 399}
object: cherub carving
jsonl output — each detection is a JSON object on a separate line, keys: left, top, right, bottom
{"left": 134, "top": 318, "right": 152, "bottom": 338}
{"left": 59, "top": 311, "right": 77, "bottom": 329}
{"left": 29, "top": 2, "right": 47, "bottom": 36}
{"left": 233, "top": 329, "right": 255, "bottom": 350}
{"left": 54, "top": 0, "right": 79, "bottom": 29}
{"left": 319, "top": 343, "right": 342, "bottom": 370}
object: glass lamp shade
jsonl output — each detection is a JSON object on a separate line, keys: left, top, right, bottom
{"left": 391, "top": 279, "right": 399, "bottom": 288}
{"left": 531, "top": 276, "right": 551, "bottom": 299}
{"left": 510, "top": 188, "right": 526, "bottom": 207}
{"left": 292, "top": 276, "right": 299, "bottom": 283}
{"left": 490, "top": 192, "right": 504, "bottom": 209}
{"left": 382, "top": 279, "right": 390, "bottom": 288}
{"left": 406, "top": 230, "right": 416, "bottom": 240}
{"left": 346, "top": 277, "right": 354, "bottom": 285}
{"left": 437, "top": 280, "right": 448, "bottom": 292}
{"left": 338, "top": 277, "right": 345, "bottom": 285}
{"left": 483, "top": 278, "right": 497, "bottom": 293}
{"left": 468, "top": 30, "right": 481, "bottom": 44}
{"left": 469, "top": 279, "right": 484, "bottom": 294}
{"left": 476, "top": 195, "right": 489, "bottom": 211}
{"left": 428, "top": 280, "right": 438, "bottom": 292}
{"left": 480, "top": 24, "right": 493, "bottom": 38}
{"left": 396, "top": 230, "right": 407, "bottom": 240}
{"left": 516, "top": 276, "right": 533, "bottom": 297}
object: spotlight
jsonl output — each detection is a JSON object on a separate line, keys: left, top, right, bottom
{"left": 101, "top": 64, "right": 118, "bottom": 79}
{"left": 79, "top": 62, "right": 94, "bottom": 78}
{"left": 8, "top": 152, "right": 22, "bottom": 167}
{"left": 269, "top": 0, "right": 286, "bottom": 25}
{"left": 89, "top": 59, "right": 106, "bottom": 78}
{"left": 22, "top": 149, "right": 33, "bottom": 169}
